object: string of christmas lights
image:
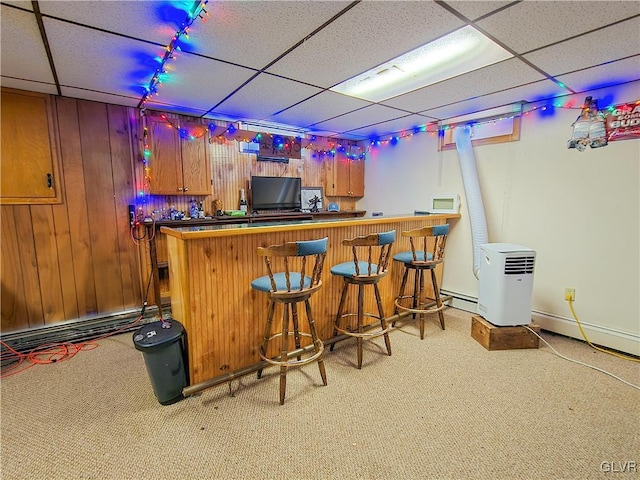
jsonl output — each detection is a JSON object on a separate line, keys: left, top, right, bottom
{"left": 139, "top": 115, "right": 152, "bottom": 200}
{"left": 137, "top": 97, "right": 636, "bottom": 204}
{"left": 365, "top": 99, "right": 633, "bottom": 149}
{"left": 138, "top": 1, "right": 209, "bottom": 109}
{"left": 141, "top": 100, "right": 599, "bottom": 163}
{"left": 150, "top": 114, "right": 365, "bottom": 159}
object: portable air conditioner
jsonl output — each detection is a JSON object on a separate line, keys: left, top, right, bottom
{"left": 477, "top": 243, "right": 536, "bottom": 326}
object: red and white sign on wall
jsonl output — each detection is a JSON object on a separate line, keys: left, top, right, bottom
{"left": 605, "top": 101, "right": 640, "bottom": 142}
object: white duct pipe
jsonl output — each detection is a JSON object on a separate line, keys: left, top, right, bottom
{"left": 454, "top": 126, "right": 489, "bottom": 279}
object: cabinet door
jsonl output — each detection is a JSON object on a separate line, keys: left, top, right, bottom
{"left": 1, "top": 89, "right": 62, "bottom": 204}
{"left": 348, "top": 157, "right": 365, "bottom": 197}
{"left": 333, "top": 155, "right": 352, "bottom": 196}
{"left": 180, "top": 126, "right": 211, "bottom": 195}
{"left": 328, "top": 155, "right": 364, "bottom": 197}
{"left": 147, "top": 117, "right": 182, "bottom": 195}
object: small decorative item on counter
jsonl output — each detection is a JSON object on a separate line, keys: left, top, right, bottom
{"left": 307, "top": 195, "right": 321, "bottom": 212}
{"left": 239, "top": 188, "right": 248, "bottom": 213}
{"left": 213, "top": 199, "right": 223, "bottom": 216}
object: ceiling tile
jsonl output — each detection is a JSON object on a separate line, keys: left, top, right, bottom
{"left": 140, "top": 53, "right": 257, "bottom": 112}
{"left": 556, "top": 56, "right": 640, "bottom": 93}
{"left": 444, "top": 1, "right": 514, "bottom": 21}
{"left": 43, "top": 16, "right": 257, "bottom": 110}
{"left": 60, "top": 86, "right": 140, "bottom": 108}
{"left": 3, "top": 1, "right": 32, "bottom": 10}
{"left": 421, "top": 80, "right": 567, "bottom": 121}
{"left": 196, "top": 1, "right": 353, "bottom": 69}
{"left": 137, "top": 101, "right": 209, "bottom": 118}
{"left": 381, "top": 58, "right": 546, "bottom": 112}
{"left": 266, "top": 91, "right": 373, "bottom": 129}
{"left": 1, "top": 6, "right": 55, "bottom": 85}
{"left": 43, "top": 17, "right": 163, "bottom": 98}
{"left": 476, "top": 1, "right": 640, "bottom": 54}
{"left": 211, "top": 73, "right": 323, "bottom": 122}
{"left": 523, "top": 17, "right": 640, "bottom": 76}
{"left": 1, "top": 78, "right": 58, "bottom": 95}
{"left": 345, "top": 114, "right": 438, "bottom": 139}
{"left": 39, "top": 1, "right": 191, "bottom": 45}
{"left": 310, "top": 104, "right": 407, "bottom": 133}
{"left": 266, "top": 1, "right": 465, "bottom": 88}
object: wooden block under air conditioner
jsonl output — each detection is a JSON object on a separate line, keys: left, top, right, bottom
{"left": 471, "top": 315, "right": 540, "bottom": 350}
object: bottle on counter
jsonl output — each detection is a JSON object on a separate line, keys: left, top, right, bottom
{"left": 239, "top": 188, "right": 248, "bottom": 213}
{"left": 189, "top": 198, "right": 198, "bottom": 219}
{"left": 198, "top": 201, "right": 205, "bottom": 218}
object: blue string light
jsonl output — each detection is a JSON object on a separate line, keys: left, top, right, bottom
{"left": 138, "top": 1, "right": 209, "bottom": 109}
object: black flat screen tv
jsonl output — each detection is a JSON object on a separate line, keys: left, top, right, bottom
{"left": 251, "top": 176, "right": 302, "bottom": 212}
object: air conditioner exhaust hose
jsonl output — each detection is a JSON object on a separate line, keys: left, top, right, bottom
{"left": 454, "top": 126, "right": 488, "bottom": 279}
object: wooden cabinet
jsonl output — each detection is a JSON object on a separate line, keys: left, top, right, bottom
{"left": 146, "top": 115, "right": 211, "bottom": 195}
{"left": 325, "top": 154, "right": 364, "bottom": 197}
{"left": 1, "top": 88, "right": 62, "bottom": 204}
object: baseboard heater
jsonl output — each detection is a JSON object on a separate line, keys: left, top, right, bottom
{"left": 0, "top": 306, "right": 163, "bottom": 360}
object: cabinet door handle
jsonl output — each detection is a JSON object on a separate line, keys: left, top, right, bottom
{"left": 183, "top": 186, "right": 189, "bottom": 192}
{"left": 46, "top": 173, "right": 53, "bottom": 188}
{"left": 177, "top": 187, "right": 183, "bottom": 192}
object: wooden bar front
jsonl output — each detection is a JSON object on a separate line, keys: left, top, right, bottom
{"left": 161, "top": 213, "right": 460, "bottom": 386}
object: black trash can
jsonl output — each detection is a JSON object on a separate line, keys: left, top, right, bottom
{"left": 133, "top": 320, "right": 187, "bottom": 405}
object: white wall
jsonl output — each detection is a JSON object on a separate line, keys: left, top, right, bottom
{"left": 359, "top": 81, "right": 640, "bottom": 354}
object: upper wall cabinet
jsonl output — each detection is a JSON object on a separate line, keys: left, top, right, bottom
{"left": 1, "top": 88, "right": 63, "bottom": 204}
{"left": 325, "top": 154, "right": 364, "bottom": 197}
{"left": 146, "top": 115, "right": 211, "bottom": 195}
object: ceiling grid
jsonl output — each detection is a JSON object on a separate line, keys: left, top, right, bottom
{"left": 1, "top": 0, "right": 638, "bottom": 139}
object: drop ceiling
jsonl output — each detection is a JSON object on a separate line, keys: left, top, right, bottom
{"left": 1, "top": 0, "right": 639, "bottom": 140}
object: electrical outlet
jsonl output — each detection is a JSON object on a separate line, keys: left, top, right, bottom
{"left": 565, "top": 288, "right": 575, "bottom": 301}
{"left": 128, "top": 204, "right": 135, "bottom": 226}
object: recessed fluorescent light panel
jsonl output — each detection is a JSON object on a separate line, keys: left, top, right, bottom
{"left": 330, "top": 26, "right": 513, "bottom": 102}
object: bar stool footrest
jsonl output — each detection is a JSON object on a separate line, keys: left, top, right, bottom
{"left": 335, "top": 312, "right": 391, "bottom": 339}
{"left": 394, "top": 299, "right": 446, "bottom": 315}
{"left": 334, "top": 325, "right": 391, "bottom": 339}
{"left": 259, "top": 333, "right": 324, "bottom": 368}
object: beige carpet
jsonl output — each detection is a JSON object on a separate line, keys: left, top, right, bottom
{"left": 1, "top": 308, "right": 638, "bottom": 480}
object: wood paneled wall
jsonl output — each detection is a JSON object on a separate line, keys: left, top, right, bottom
{"left": 1, "top": 98, "right": 142, "bottom": 332}
{"left": 1, "top": 95, "right": 360, "bottom": 335}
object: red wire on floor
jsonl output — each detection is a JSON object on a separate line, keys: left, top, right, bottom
{"left": 0, "top": 314, "right": 144, "bottom": 379}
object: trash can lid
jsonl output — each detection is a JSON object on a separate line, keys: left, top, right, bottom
{"left": 133, "top": 320, "right": 184, "bottom": 352}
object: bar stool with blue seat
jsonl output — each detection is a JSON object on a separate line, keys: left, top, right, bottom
{"left": 251, "top": 237, "right": 329, "bottom": 405}
{"left": 393, "top": 224, "right": 450, "bottom": 339}
{"left": 329, "top": 230, "right": 395, "bottom": 369}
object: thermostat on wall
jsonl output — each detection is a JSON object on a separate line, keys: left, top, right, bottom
{"left": 429, "top": 194, "right": 461, "bottom": 214}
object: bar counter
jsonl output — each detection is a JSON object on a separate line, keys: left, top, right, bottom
{"left": 161, "top": 213, "right": 460, "bottom": 389}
